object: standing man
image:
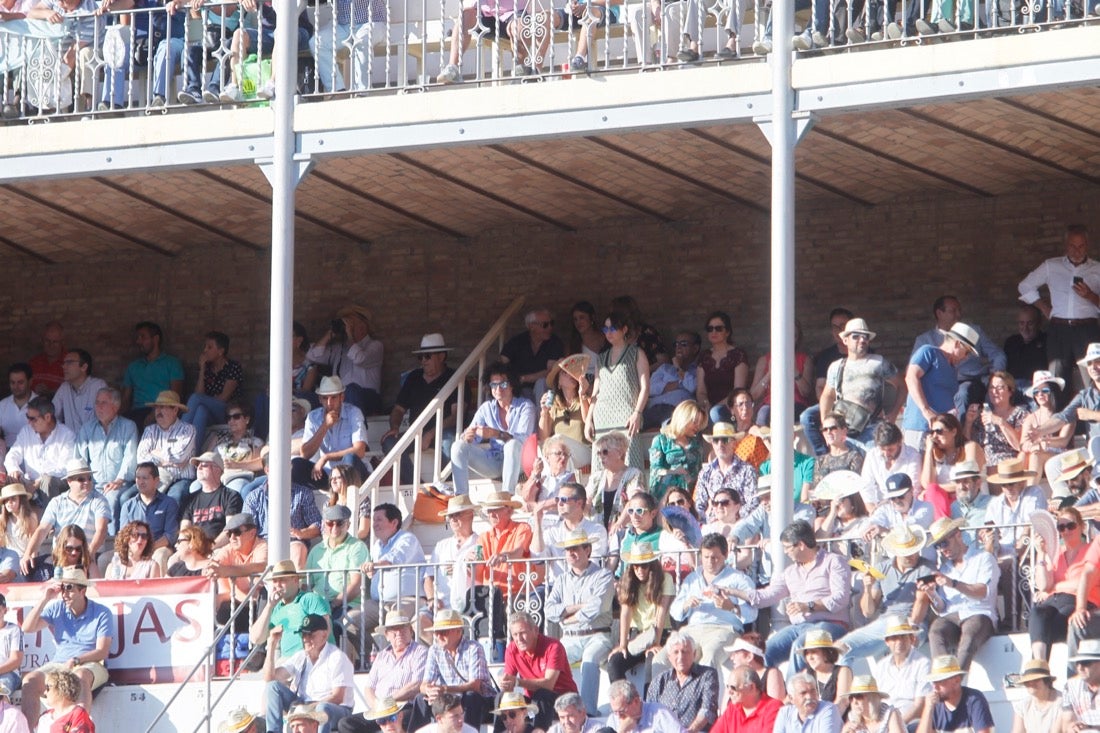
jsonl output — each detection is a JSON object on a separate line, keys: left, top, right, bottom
{"left": 901, "top": 323, "right": 979, "bottom": 449}
{"left": 51, "top": 350, "right": 107, "bottom": 432}
{"left": 500, "top": 308, "right": 565, "bottom": 401}
{"left": 645, "top": 331, "right": 701, "bottom": 430}
{"left": 0, "top": 364, "right": 33, "bottom": 448}
{"left": 74, "top": 387, "right": 138, "bottom": 536}
{"left": 1019, "top": 224, "right": 1100, "bottom": 393}
{"left": 121, "top": 321, "right": 185, "bottom": 424}
{"left": 380, "top": 333, "right": 462, "bottom": 483}
{"left": 300, "top": 376, "right": 370, "bottom": 485}
{"left": 307, "top": 305, "right": 384, "bottom": 415}
{"left": 27, "top": 321, "right": 65, "bottom": 398}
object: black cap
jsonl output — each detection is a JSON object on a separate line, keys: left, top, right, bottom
{"left": 298, "top": 614, "right": 328, "bottom": 634}
{"left": 884, "top": 473, "right": 913, "bottom": 498}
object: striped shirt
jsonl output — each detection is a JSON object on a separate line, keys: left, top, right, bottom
{"left": 363, "top": 641, "right": 429, "bottom": 699}
{"left": 137, "top": 419, "right": 197, "bottom": 483}
{"left": 244, "top": 480, "right": 322, "bottom": 538}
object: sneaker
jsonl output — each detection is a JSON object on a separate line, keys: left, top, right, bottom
{"left": 220, "top": 84, "right": 243, "bottom": 103}
{"left": 676, "top": 47, "right": 700, "bottom": 62}
{"left": 915, "top": 18, "right": 938, "bottom": 33}
{"left": 257, "top": 81, "right": 275, "bottom": 100}
{"left": 811, "top": 30, "right": 827, "bottom": 46}
{"left": 752, "top": 38, "right": 772, "bottom": 54}
{"left": 96, "top": 101, "right": 111, "bottom": 112}
{"left": 885, "top": 21, "right": 903, "bottom": 38}
{"left": 202, "top": 89, "right": 220, "bottom": 103}
{"left": 177, "top": 88, "right": 202, "bottom": 105}
{"left": 149, "top": 95, "right": 166, "bottom": 108}
{"left": 870, "top": 30, "right": 883, "bottom": 40}
{"left": 436, "top": 63, "right": 462, "bottom": 84}
{"left": 846, "top": 27, "right": 866, "bottom": 43}
{"left": 792, "top": 32, "right": 812, "bottom": 50}
{"left": 1, "top": 103, "right": 17, "bottom": 119}
{"left": 937, "top": 18, "right": 956, "bottom": 32}
{"left": 569, "top": 55, "right": 587, "bottom": 72}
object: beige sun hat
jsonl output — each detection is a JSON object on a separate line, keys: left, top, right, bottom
{"left": 146, "top": 390, "right": 187, "bottom": 411}
{"left": 63, "top": 458, "right": 93, "bottom": 481}
{"left": 927, "top": 516, "right": 966, "bottom": 545}
{"left": 703, "top": 422, "right": 738, "bottom": 443}
{"left": 270, "top": 559, "right": 300, "bottom": 579}
{"left": 1055, "top": 448, "right": 1091, "bottom": 484}
{"left": 883, "top": 616, "right": 921, "bottom": 638}
{"left": 412, "top": 333, "right": 453, "bottom": 354}
{"left": 316, "top": 376, "right": 346, "bottom": 396}
{"left": 620, "top": 541, "right": 659, "bottom": 565}
{"left": 840, "top": 675, "right": 889, "bottom": 698}
{"left": 287, "top": 703, "right": 329, "bottom": 725}
{"left": 942, "top": 322, "right": 980, "bottom": 356}
{"left": 1013, "top": 659, "right": 1056, "bottom": 685}
{"left": 949, "top": 460, "right": 982, "bottom": 482}
{"left": 478, "top": 491, "right": 522, "bottom": 510}
{"left": 881, "top": 524, "right": 928, "bottom": 558}
{"left": 839, "top": 318, "right": 876, "bottom": 341}
{"left": 557, "top": 529, "right": 594, "bottom": 549}
{"left": 218, "top": 708, "right": 259, "bottom": 733}
{"left": 492, "top": 691, "right": 537, "bottom": 716}
{"left": 426, "top": 609, "right": 465, "bottom": 633}
{"left": 0, "top": 484, "right": 29, "bottom": 501}
{"left": 378, "top": 610, "right": 413, "bottom": 630}
{"left": 798, "top": 629, "right": 840, "bottom": 653}
{"left": 438, "top": 495, "right": 477, "bottom": 517}
{"left": 58, "top": 567, "right": 91, "bottom": 587}
{"left": 927, "top": 655, "right": 965, "bottom": 682}
{"left": 364, "top": 697, "right": 406, "bottom": 721}
{"left": 987, "top": 456, "right": 1038, "bottom": 485}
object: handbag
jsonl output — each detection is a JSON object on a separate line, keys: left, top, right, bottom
{"left": 833, "top": 358, "right": 877, "bottom": 433}
{"left": 412, "top": 484, "right": 450, "bottom": 524}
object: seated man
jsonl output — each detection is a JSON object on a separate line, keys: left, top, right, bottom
{"left": 710, "top": 665, "right": 782, "bottom": 733}
{"left": 1004, "top": 304, "right": 1047, "bottom": 391}
{"left": 871, "top": 617, "right": 930, "bottom": 730}
{"left": 0, "top": 594, "right": 24, "bottom": 694}
{"left": 243, "top": 451, "right": 322, "bottom": 568}
{"left": 74, "top": 386, "right": 138, "bottom": 536}
{"left": 502, "top": 611, "right": 578, "bottom": 731}
{"left": 547, "top": 692, "right": 603, "bottom": 733}
{"left": 947, "top": 461, "right": 990, "bottom": 542}
{"left": 181, "top": 452, "right": 244, "bottom": 544}
{"left": 265, "top": 613, "right": 354, "bottom": 733}
{"left": 726, "top": 520, "right": 850, "bottom": 671}
{"left": 981, "top": 456, "right": 1044, "bottom": 629}
{"left": 450, "top": 363, "right": 535, "bottom": 496}
{"left": 300, "top": 376, "right": 370, "bottom": 486}
{"left": 415, "top": 692, "right": 479, "bottom": 733}
{"left": 414, "top": 610, "right": 494, "bottom": 730}
{"left": 250, "top": 560, "right": 333, "bottom": 660}
{"left": 19, "top": 458, "right": 110, "bottom": 577}
{"left": 911, "top": 517, "right": 999, "bottom": 672}
{"left": 423, "top": 496, "right": 479, "bottom": 613}
{"left": 205, "top": 512, "right": 268, "bottom": 632}
{"left": 121, "top": 321, "right": 185, "bottom": 424}
{"left": 3, "top": 396, "right": 75, "bottom": 498}
{"left": 865, "top": 474, "right": 936, "bottom": 549}
{"left": 668, "top": 533, "right": 756, "bottom": 672}
{"left": 20, "top": 568, "right": 112, "bottom": 730}
{"left": 543, "top": 529, "right": 614, "bottom": 717}
{"left": 340, "top": 698, "right": 408, "bottom": 733}
{"left": 774, "top": 671, "right": 841, "bottom": 732}
{"left": 693, "top": 422, "right": 760, "bottom": 519}
{"left": 530, "top": 482, "right": 609, "bottom": 582}
{"left": 358, "top": 503, "right": 427, "bottom": 636}
{"left": 51, "top": 349, "right": 106, "bottom": 432}
{"left": 119, "top": 461, "right": 179, "bottom": 572}
{"left": 643, "top": 331, "right": 700, "bottom": 430}
{"left": 859, "top": 422, "right": 920, "bottom": 508}
{"left": 136, "top": 390, "right": 198, "bottom": 504}
{"left": 306, "top": 307, "right": 384, "bottom": 415}
{"left": 26, "top": 321, "right": 65, "bottom": 398}
{"left": 289, "top": 704, "right": 332, "bottom": 733}
{"left": 645, "top": 632, "right": 719, "bottom": 733}
{"left": 380, "top": 333, "right": 463, "bottom": 483}
{"left": 499, "top": 309, "right": 566, "bottom": 401}
{"left": 339, "top": 613, "right": 429, "bottom": 733}
{"left": 0, "top": 363, "right": 33, "bottom": 448}
{"left": 1063, "top": 639, "right": 1100, "bottom": 731}
{"left": 606, "top": 679, "right": 682, "bottom": 733}
{"left": 917, "top": 655, "right": 993, "bottom": 733}
{"left": 307, "top": 505, "right": 369, "bottom": 630}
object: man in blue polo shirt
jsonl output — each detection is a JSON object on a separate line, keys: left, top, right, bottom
{"left": 120, "top": 461, "right": 180, "bottom": 572}
{"left": 19, "top": 568, "right": 113, "bottom": 729}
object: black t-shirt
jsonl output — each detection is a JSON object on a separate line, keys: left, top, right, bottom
{"left": 182, "top": 485, "right": 243, "bottom": 540}
{"left": 1004, "top": 332, "right": 1048, "bottom": 383}
{"left": 395, "top": 366, "right": 466, "bottom": 429}
{"left": 501, "top": 332, "right": 565, "bottom": 377}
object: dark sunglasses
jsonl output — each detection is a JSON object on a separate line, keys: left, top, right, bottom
{"left": 227, "top": 529, "right": 245, "bottom": 537}
{"left": 822, "top": 425, "right": 842, "bottom": 432}
{"left": 60, "top": 583, "right": 81, "bottom": 592}
{"left": 705, "top": 325, "right": 726, "bottom": 333}
{"left": 489, "top": 381, "right": 510, "bottom": 389}
{"left": 930, "top": 428, "right": 947, "bottom": 435}
{"left": 63, "top": 545, "right": 83, "bottom": 553}
{"left": 416, "top": 353, "right": 436, "bottom": 362}
{"left": 376, "top": 714, "right": 399, "bottom": 724}
{"left": 1058, "top": 521, "right": 1078, "bottom": 532}
{"left": 556, "top": 495, "right": 581, "bottom": 503}
{"left": 1035, "top": 387, "right": 1052, "bottom": 394}
{"left": 503, "top": 711, "right": 524, "bottom": 720}
{"left": 601, "top": 325, "right": 619, "bottom": 334}
{"left": 227, "top": 413, "right": 246, "bottom": 420}
{"left": 667, "top": 498, "right": 686, "bottom": 507}
{"left": 711, "top": 499, "right": 732, "bottom": 507}
{"left": 711, "top": 437, "right": 732, "bottom": 444}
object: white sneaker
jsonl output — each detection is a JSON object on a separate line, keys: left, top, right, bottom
{"left": 752, "top": 39, "right": 772, "bottom": 54}
{"left": 220, "top": 84, "right": 243, "bottom": 103}
{"left": 792, "top": 33, "right": 812, "bottom": 50}
{"left": 257, "top": 81, "right": 276, "bottom": 100}
{"left": 436, "top": 64, "right": 462, "bottom": 84}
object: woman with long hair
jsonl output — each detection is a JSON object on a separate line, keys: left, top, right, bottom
{"left": 51, "top": 525, "right": 98, "bottom": 579}
{"left": 727, "top": 632, "right": 786, "bottom": 702}
{"left": 840, "top": 675, "right": 904, "bottom": 733}
{"left": 920, "top": 412, "right": 985, "bottom": 518}
{"left": 606, "top": 541, "right": 674, "bottom": 683}
{"left": 568, "top": 300, "right": 607, "bottom": 377}
{"left": 0, "top": 483, "right": 38, "bottom": 557}
{"left": 1009, "top": 659, "right": 1061, "bottom": 733}
{"left": 695, "top": 311, "right": 749, "bottom": 424}
{"left": 648, "top": 400, "right": 706, "bottom": 503}
{"left": 326, "top": 464, "right": 372, "bottom": 542}
{"left": 537, "top": 364, "right": 591, "bottom": 469}
{"left": 105, "top": 520, "right": 162, "bottom": 579}
{"left": 1029, "top": 506, "right": 1100, "bottom": 661}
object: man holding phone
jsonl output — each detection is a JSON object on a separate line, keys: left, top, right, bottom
{"left": 1019, "top": 224, "right": 1100, "bottom": 394}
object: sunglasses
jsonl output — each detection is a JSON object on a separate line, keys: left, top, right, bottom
{"left": 63, "top": 545, "right": 83, "bottom": 553}
{"left": 930, "top": 428, "right": 947, "bottom": 435}
{"left": 705, "top": 325, "right": 726, "bottom": 333}
{"left": 324, "top": 520, "right": 347, "bottom": 527}
{"left": 177, "top": 537, "right": 191, "bottom": 544}
{"left": 489, "top": 381, "right": 510, "bottom": 390}
{"left": 556, "top": 496, "right": 581, "bottom": 503}
{"left": 227, "top": 529, "right": 245, "bottom": 537}
{"left": 416, "top": 353, "right": 436, "bottom": 361}
{"left": 60, "top": 583, "right": 81, "bottom": 592}
{"left": 1058, "top": 521, "right": 1078, "bottom": 532}
{"left": 1035, "top": 387, "right": 1052, "bottom": 394}
{"left": 711, "top": 437, "right": 732, "bottom": 444}
{"left": 626, "top": 507, "right": 648, "bottom": 516}
{"left": 70, "top": 475, "right": 92, "bottom": 483}
{"left": 601, "top": 325, "right": 619, "bottom": 334}
{"left": 711, "top": 499, "right": 732, "bottom": 507}
{"left": 376, "top": 714, "right": 399, "bottom": 725}
{"left": 545, "top": 450, "right": 567, "bottom": 457}
{"left": 667, "top": 498, "right": 686, "bottom": 507}
{"left": 674, "top": 340, "right": 692, "bottom": 347}
{"left": 598, "top": 448, "right": 615, "bottom": 456}
{"left": 227, "top": 413, "right": 246, "bottom": 420}
{"left": 503, "top": 711, "right": 524, "bottom": 719}
{"left": 131, "top": 532, "right": 150, "bottom": 540}
{"left": 932, "top": 538, "right": 952, "bottom": 550}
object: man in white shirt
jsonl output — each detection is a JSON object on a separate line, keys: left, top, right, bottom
{"left": 860, "top": 422, "right": 921, "bottom": 509}
{"left": 1019, "top": 224, "right": 1100, "bottom": 391}
{"left": 0, "top": 364, "right": 33, "bottom": 448}
{"left": 265, "top": 613, "right": 354, "bottom": 733}
{"left": 306, "top": 305, "right": 384, "bottom": 415}
{"left": 3, "top": 396, "right": 75, "bottom": 499}
{"left": 871, "top": 616, "right": 930, "bottom": 729}
{"left": 981, "top": 457, "right": 1044, "bottom": 631}
{"left": 51, "top": 349, "right": 107, "bottom": 432}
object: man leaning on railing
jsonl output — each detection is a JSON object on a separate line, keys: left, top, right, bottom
{"left": 250, "top": 559, "right": 333, "bottom": 659}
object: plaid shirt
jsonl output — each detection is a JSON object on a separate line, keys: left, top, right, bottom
{"left": 244, "top": 480, "right": 322, "bottom": 538}
{"left": 422, "top": 639, "right": 494, "bottom": 696}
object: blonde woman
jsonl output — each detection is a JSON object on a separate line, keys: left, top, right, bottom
{"left": 585, "top": 431, "right": 645, "bottom": 529}
{"left": 647, "top": 400, "right": 706, "bottom": 503}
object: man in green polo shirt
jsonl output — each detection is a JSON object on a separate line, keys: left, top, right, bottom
{"left": 307, "top": 504, "right": 370, "bottom": 616}
{"left": 250, "top": 559, "right": 332, "bottom": 659}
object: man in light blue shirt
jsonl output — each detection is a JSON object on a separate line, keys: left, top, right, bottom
{"left": 774, "top": 672, "right": 842, "bottom": 733}
{"left": 301, "top": 376, "right": 369, "bottom": 486}
{"left": 643, "top": 332, "right": 700, "bottom": 430}
{"left": 607, "top": 679, "right": 685, "bottom": 733}
{"left": 74, "top": 386, "right": 138, "bottom": 535}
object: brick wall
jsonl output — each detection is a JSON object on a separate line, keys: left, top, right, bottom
{"left": 1, "top": 181, "right": 1094, "bottom": 406}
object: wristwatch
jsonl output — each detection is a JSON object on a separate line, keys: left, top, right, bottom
{"left": 807, "top": 601, "right": 816, "bottom": 613}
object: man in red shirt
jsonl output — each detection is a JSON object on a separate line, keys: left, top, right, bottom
{"left": 28, "top": 321, "right": 66, "bottom": 398}
{"left": 502, "top": 611, "right": 577, "bottom": 731}
{"left": 709, "top": 666, "right": 781, "bottom": 733}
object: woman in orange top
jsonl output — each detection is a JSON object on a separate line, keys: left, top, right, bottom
{"left": 1029, "top": 506, "right": 1100, "bottom": 662}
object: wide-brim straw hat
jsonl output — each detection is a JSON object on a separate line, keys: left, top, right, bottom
{"left": 492, "top": 692, "right": 537, "bottom": 716}
{"left": 927, "top": 655, "right": 965, "bottom": 682}
{"left": 703, "top": 422, "right": 738, "bottom": 443}
{"left": 439, "top": 495, "right": 476, "bottom": 517}
{"left": 412, "top": 333, "right": 453, "bottom": 354}
{"left": 839, "top": 318, "right": 876, "bottom": 341}
{"left": 364, "top": 697, "right": 406, "bottom": 721}
{"left": 883, "top": 616, "right": 921, "bottom": 638}
{"left": 881, "top": 524, "right": 928, "bottom": 558}
{"left": 1014, "top": 659, "right": 1056, "bottom": 684}
{"left": 928, "top": 516, "right": 966, "bottom": 545}
{"left": 1027, "top": 370, "right": 1065, "bottom": 397}
{"left": 811, "top": 470, "right": 863, "bottom": 502}
{"left": 287, "top": 703, "right": 329, "bottom": 724}
{"left": 426, "top": 609, "right": 465, "bottom": 633}
{"left": 1055, "top": 448, "right": 1091, "bottom": 484}
{"left": 620, "top": 541, "right": 659, "bottom": 565}
{"left": 987, "top": 456, "right": 1038, "bottom": 485}
{"left": 557, "top": 529, "right": 593, "bottom": 549}
{"left": 336, "top": 304, "right": 373, "bottom": 325}
{"left": 798, "top": 629, "right": 840, "bottom": 653}
{"left": 942, "top": 322, "right": 980, "bottom": 356}
{"left": 218, "top": 708, "right": 258, "bottom": 733}
{"left": 479, "top": 491, "right": 522, "bottom": 510}
{"left": 840, "top": 675, "right": 889, "bottom": 698}
{"left": 146, "top": 390, "right": 187, "bottom": 411}
{"left": 270, "top": 559, "right": 300, "bottom": 579}
{"left": 58, "top": 567, "right": 91, "bottom": 587}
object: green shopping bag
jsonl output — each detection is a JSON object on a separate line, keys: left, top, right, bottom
{"left": 236, "top": 54, "right": 272, "bottom": 100}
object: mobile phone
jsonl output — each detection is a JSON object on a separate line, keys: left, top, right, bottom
{"left": 1074, "top": 276, "right": 1084, "bottom": 286}
{"left": 918, "top": 574, "right": 937, "bottom": 585}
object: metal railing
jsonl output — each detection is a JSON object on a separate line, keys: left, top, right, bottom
{"left": 1, "top": 0, "right": 1097, "bottom": 121}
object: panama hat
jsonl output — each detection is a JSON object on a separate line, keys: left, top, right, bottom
{"left": 620, "top": 541, "right": 659, "bottom": 565}
{"left": 928, "top": 517, "right": 966, "bottom": 545}
{"left": 755, "top": 474, "right": 772, "bottom": 496}
{"left": 492, "top": 692, "right": 536, "bottom": 716}
{"left": 1078, "top": 343, "right": 1100, "bottom": 367}
{"left": 1013, "top": 659, "right": 1056, "bottom": 684}
{"left": 316, "top": 376, "right": 346, "bottom": 396}
{"left": 883, "top": 616, "right": 921, "bottom": 638}
{"left": 412, "top": 333, "right": 453, "bottom": 354}
{"left": 1070, "top": 639, "right": 1100, "bottom": 663}
{"left": 1027, "top": 370, "right": 1065, "bottom": 397}
{"left": 426, "top": 609, "right": 465, "bottom": 633}
{"left": 378, "top": 610, "right": 413, "bottom": 630}
{"left": 840, "top": 675, "right": 889, "bottom": 698}
{"left": 146, "top": 390, "right": 187, "bottom": 411}
{"left": 63, "top": 458, "right": 93, "bottom": 481}
{"left": 364, "top": 697, "right": 406, "bottom": 721}
{"left": 292, "top": 397, "right": 312, "bottom": 415}
{"left": 218, "top": 708, "right": 259, "bottom": 733}
{"left": 59, "top": 567, "right": 91, "bottom": 587}
{"left": 478, "top": 491, "right": 522, "bottom": 510}
{"left": 942, "top": 322, "right": 980, "bottom": 356}
{"left": 881, "top": 524, "right": 928, "bottom": 558}
{"left": 439, "top": 495, "right": 476, "bottom": 517}
{"left": 987, "top": 456, "right": 1038, "bottom": 485}
{"left": 286, "top": 703, "right": 329, "bottom": 725}
{"left": 703, "top": 423, "right": 738, "bottom": 443}
{"left": 949, "top": 460, "right": 982, "bottom": 481}
{"left": 798, "top": 629, "right": 840, "bottom": 653}
{"left": 557, "top": 529, "right": 594, "bottom": 549}
{"left": 0, "top": 484, "right": 29, "bottom": 501}
{"left": 270, "top": 559, "right": 300, "bottom": 579}
{"left": 811, "top": 470, "right": 863, "bottom": 502}
{"left": 839, "top": 318, "right": 876, "bottom": 341}
{"left": 1055, "top": 448, "right": 1091, "bottom": 484}
{"left": 927, "top": 655, "right": 965, "bottom": 682}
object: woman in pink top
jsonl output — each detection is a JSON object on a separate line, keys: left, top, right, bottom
{"left": 1029, "top": 506, "right": 1100, "bottom": 661}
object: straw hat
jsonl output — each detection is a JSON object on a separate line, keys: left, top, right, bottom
{"left": 412, "top": 333, "right": 453, "bottom": 355}
{"left": 987, "top": 456, "right": 1038, "bottom": 485}
{"left": 927, "top": 517, "right": 966, "bottom": 545}
{"left": 557, "top": 529, "right": 594, "bottom": 549}
{"left": 883, "top": 616, "right": 921, "bottom": 638}
{"left": 146, "top": 390, "right": 187, "bottom": 411}
{"left": 1013, "top": 659, "right": 1055, "bottom": 684}
{"left": 378, "top": 610, "right": 413, "bottom": 630}
{"left": 316, "top": 376, "right": 346, "bottom": 396}
{"left": 703, "top": 423, "right": 738, "bottom": 443}
{"left": 1055, "top": 448, "right": 1091, "bottom": 484}
{"left": 0, "top": 484, "right": 29, "bottom": 501}
{"left": 218, "top": 708, "right": 259, "bottom": 733}
{"left": 364, "top": 697, "right": 406, "bottom": 721}
{"left": 426, "top": 609, "right": 465, "bottom": 633}
{"left": 839, "top": 318, "right": 876, "bottom": 341}
{"left": 478, "top": 491, "right": 522, "bottom": 510}
{"left": 798, "top": 629, "right": 840, "bottom": 653}
{"left": 292, "top": 397, "right": 312, "bottom": 415}
{"left": 336, "top": 304, "right": 373, "bottom": 325}
{"left": 927, "top": 655, "right": 965, "bottom": 682}
{"left": 58, "top": 567, "right": 91, "bottom": 587}
{"left": 287, "top": 703, "right": 329, "bottom": 725}
{"left": 840, "top": 675, "right": 889, "bottom": 698}
{"left": 881, "top": 524, "right": 928, "bottom": 558}
{"left": 811, "top": 470, "right": 863, "bottom": 502}
{"left": 942, "top": 322, "right": 980, "bottom": 356}
{"left": 270, "top": 559, "right": 300, "bottom": 579}
{"left": 949, "top": 460, "right": 982, "bottom": 482}
{"left": 438, "top": 495, "right": 476, "bottom": 517}
{"left": 492, "top": 692, "right": 536, "bottom": 716}
{"left": 1027, "top": 370, "right": 1065, "bottom": 397}
{"left": 63, "top": 458, "right": 93, "bottom": 481}
{"left": 620, "top": 541, "right": 659, "bottom": 565}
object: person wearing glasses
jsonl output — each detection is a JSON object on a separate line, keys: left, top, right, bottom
{"left": 1060, "top": 639, "right": 1100, "bottom": 732}
{"left": 919, "top": 413, "right": 985, "bottom": 520}
{"left": 536, "top": 364, "right": 592, "bottom": 473}
{"left": 45, "top": 525, "right": 97, "bottom": 580}
{"left": 865, "top": 475, "right": 936, "bottom": 552}
{"left": 34, "top": 669, "right": 92, "bottom": 733}
{"left": 206, "top": 513, "right": 268, "bottom": 633}
{"left": 643, "top": 331, "right": 701, "bottom": 431}
{"left": 500, "top": 309, "right": 566, "bottom": 403}
{"left": 901, "top": 322, "right": 981, "bottom": 450}
{"left": 694, "top": 311, "right": 748, "bottom": 426}
{"left": 19, "top": 568, "right": 111, "bottom": 730}
{"left": 488, "top": 692, "right": 536, "bottom": 733}
{"left": 647, "top": 401, "right": 706, "bottom": 505}
{"left": 265, "top": 613, "right": 354, "bottom": 733}
{"left": 520, "top": 436, "right": 577, "bottom": 514}
{"left": 530, "top": 483, "right": 608, "bottom": 580}
{"left": 585, "top": 312, "right": 651, "bottom": 472}
{"left": 166, "top": 526, "right": 214, "bottom": 577}
{"left": 342, "top": 614, "right": 428, "bottom": 732}
{"left": 307, "top": 505, "right": 369, "bottom": 619}
{"left": 3, "top": 396, "right": 75, "bottom": 500}
{"left": 381, "top": 334, "right": 463, "bottom": 485}
{"left": 451, "top": 363, "right": 535, "bottom": 497}
{"left": 179, "top": 452, "right": 244, "bottom": 544}
{"left": 1019, "top": 370, "right": 1075, "bottom": 478}
{"left": 584, "top": 431, "right": 644, "bottom": 529}
{"left": 119, "top": 461, "right": 179, "bottom": 574}
{"left": 910, "top": 517, "right": 998, "bottom": 673}
{"left": 198, "top": 400, "right": 264, "bottom": 499}
{"left": 692, "top": 423, "right": 757, "bottom": 521}
{"left": 709, "top": 665, "right": 781, "bottom": 733}
{"left": 19, "top": 459, "right": 108, "bottom": 579}
{"left": 423, "top": 497, "right": 478, "bottom": 612}
{"left": 103, "top": 520, "right": 162, "bottom": 579}
{"left": 812, "top": 413, "right": 866, "bottom": 491}
{"left": 50, "top": 349, "right": 106, "bottom": 433}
